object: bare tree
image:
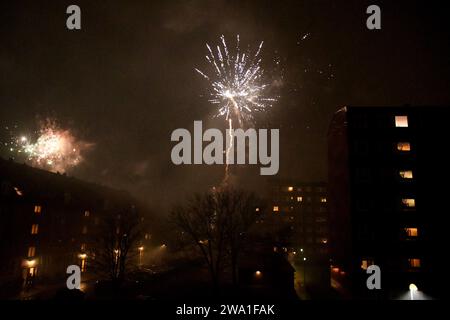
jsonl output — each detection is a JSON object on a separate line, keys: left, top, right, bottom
{"left": 171, "top": 191, "right": 227, "bottom": 290}
{"left": 222, "top": 189, "right": 259, "bottom": 286}
{"left": 91, "top": 207, "right": 144, "bottom": 287}
{"left": 170, "top": 187, "right": 259, "bottom": 289}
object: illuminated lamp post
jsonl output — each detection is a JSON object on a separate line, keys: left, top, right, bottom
{"left": 138, "top": 246, "right": 144, "bottom": 267}
{"left": 409, "top": 283, "right": 418, "bottom": 300}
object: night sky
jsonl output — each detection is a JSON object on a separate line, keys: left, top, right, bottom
{"left": 1, "top": 0, "right": 450, "bottom": 214}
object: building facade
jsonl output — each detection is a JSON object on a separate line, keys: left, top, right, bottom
{"left": 0, "top": 158, "right": 149, "bottom": 297}
{"left": 266, "top": 181, "right": 329, "bottom": 259}
{"left": 328, "top": 106, "right": 447, "bottom": 299}
{"left": 256, "top": 180, "right": 330, "bottom": 289}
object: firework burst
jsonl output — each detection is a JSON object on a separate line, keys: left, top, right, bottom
{"left": 195, "top": 35, "right": 278, "bottom": 185}
{"left": 195, "top": 35, "right": 277, "bottom": 127}
{"left": 2, "top": 120, "right": 90, "bottom": 173}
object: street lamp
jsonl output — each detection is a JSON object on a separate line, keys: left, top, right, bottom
{"left": 138, "top": 246, "right": 144, "bottom": 267}
{"left": 78, "top": 254, "right": 87, "bottom": 272}
{"left": 303, "top": 257, "right": 307, "bottom": 287}
{"left": 114, "top": 249, "right": 119, "bottom": 264}
{"left": 409, "top": 283, "right": 418, "bottom": 300}
{"left": 26, "top": 259, "right": 36, "bottom": 267}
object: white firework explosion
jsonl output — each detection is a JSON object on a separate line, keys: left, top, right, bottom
{"left": 195, "top": 35, "right": 276, "bottom": 126}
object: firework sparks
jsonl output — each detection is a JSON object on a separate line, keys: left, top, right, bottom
{"left": 2, "top": 121, "right": 90, "bottom": 173}
{"left": 195, "top": 35, "right": 277, "bottom": 127}
{"left": 195, "top": 35, "right": 278, "bottom": 185}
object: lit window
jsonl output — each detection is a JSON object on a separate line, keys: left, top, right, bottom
{"left": 27, "top": 246, "right": 36, "bottom": 257}
{"left": 84, "top": 210, "right": 90, "bottom": 217}
{"left": 395, "top": 115, "right": 408, "bottom": 127}
{"left": 405, "top": 227, "right": 418, "bottom": 237}
{"left": 399, "top": 170, "right": 413, "bottom": 179}
{"left": 288, "top": 186, "right": 294, "bottom": 192}
{"left": 297, "top": 196, "right": 303, "bottom": 202}
{"left": 408, "top": 258, "right": 421, "bottom": 268}
{"left": 320, "top": 197, "right": 327, "bottom": 203}
{"left": 31, "top": 224, "right": 39, "bottom": 235}
{"left": 402, "top": 198, "right": 416, "bottom": 208}
{"left": 82, "top": 226, "right": 88, "bottom": 234}
{"left": 361, "top": 259, "right": 374, "bottom": 270}
{"left": 361, "top": 260, "right": 368, "bottom": 270}
{"left": 273, "top": 206, "right": 279, "bottom": 212}
{"left": 14, "top": 187, "right": 23, "bottom": 196}
{"left": 34, "top": 205, "right": 42, "bottom": 214}
{"left": 397, "top": 142, "right": 411, "bottom": 152}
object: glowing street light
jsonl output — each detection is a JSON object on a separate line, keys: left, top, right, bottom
{"left": 26, "top": 259, "right": 36, "bottom": 267}
{"left": 114, "top": 249, "right": 119, "bottom": 263}
{"left": 78, "top": 253, "right": 87, "bottom": 272}
{"left": 138, "top": 246, "right": 144, "bottom": 266}
{"left": 409, "top": 283, "right": 418, "bottom": 300}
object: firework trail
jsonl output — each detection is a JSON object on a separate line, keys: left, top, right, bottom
{"left": 225, "top": 118, "right": 233, "bottom": 181}
{"left": 195, "top": 35, "right": 277, "bottom": 183}
{"left": 1, "top": 120, "right": 91, "bottom": 173}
